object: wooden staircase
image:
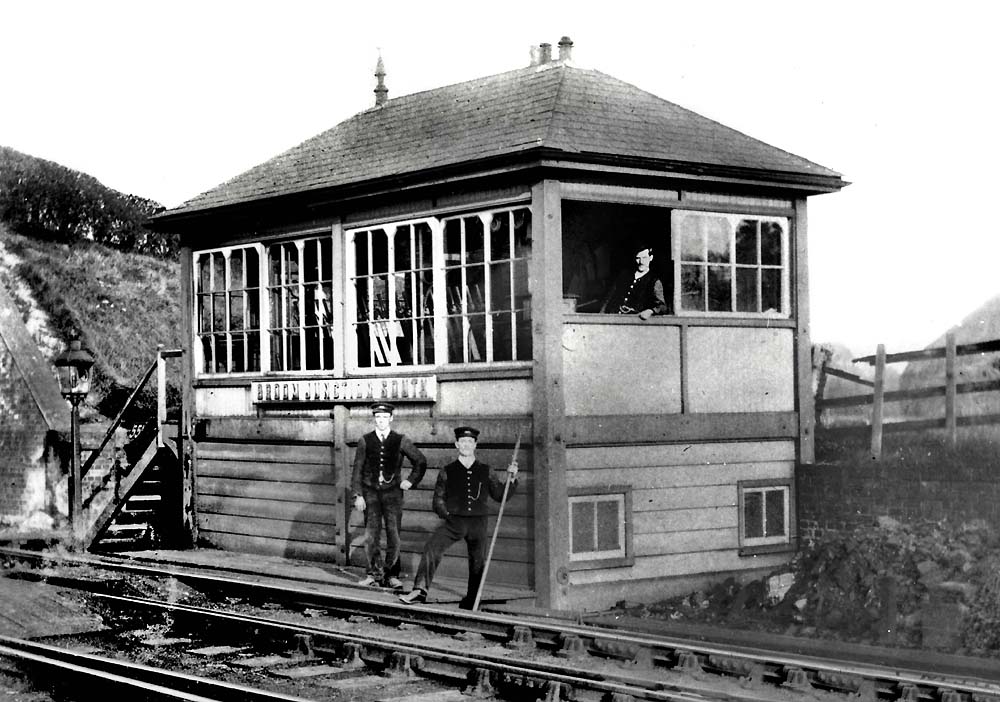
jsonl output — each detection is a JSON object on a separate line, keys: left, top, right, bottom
{"left": 70, "top": 349, "right": 186, "bottom": 552}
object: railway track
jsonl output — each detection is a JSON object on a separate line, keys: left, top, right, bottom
{"left": 2, "top": 547, "right": 999, "bottom": 702}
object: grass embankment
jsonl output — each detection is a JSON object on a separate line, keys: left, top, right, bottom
{"left": 0, "top": 224, "right": 182, "bottom": 420}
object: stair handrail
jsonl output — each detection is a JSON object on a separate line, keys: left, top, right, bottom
{"left": 79, "top": 352, "right": 168, "bottom": 480}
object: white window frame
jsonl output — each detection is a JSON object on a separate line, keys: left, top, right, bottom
{"left": 568, "top": 489, "right": 630, "bottom": 564}
{"left": 672, "top": 210, "right": 790, "bottom": 318}
{"left": 739, "top": 481, "right": 791, "bottom": 548}
{"left": 193, "top": 243, "right": 267, "bottom": 376}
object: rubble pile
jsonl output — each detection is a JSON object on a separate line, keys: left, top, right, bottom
{"left": 612, "top": 518, "right": 1000, "bottom": 657}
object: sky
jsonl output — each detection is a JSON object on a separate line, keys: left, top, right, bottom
{"left": 2, "top": 0, "right": 998, "bottom": 355}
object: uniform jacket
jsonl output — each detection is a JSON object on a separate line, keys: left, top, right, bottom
{"left": 600, "top": 270, "right": 668, "bottom": 315}
{"left": 351, "top": 430, "right": 427, "bottom": 496}
{"left": 432, "top": 459, "right": 516, "bottom": 519}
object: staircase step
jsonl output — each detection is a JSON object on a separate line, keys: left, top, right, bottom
{"left": 125, "top": 494, "right": 162, "bottom": 506}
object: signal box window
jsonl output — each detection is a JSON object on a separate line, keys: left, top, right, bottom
{"left": 267, "top": 236, "right": 334, "bottom": 371}
{"left": 568, "top": 486, "right": 633, "bottom": 569}
{"left": 194, "top": 245, "right": 262, "bottom": 374}
{"left": 674, "top": 211, "right": 789, "bottom": 316}
{"left": 739, "top": 479, "right": 793, "bottom": 552}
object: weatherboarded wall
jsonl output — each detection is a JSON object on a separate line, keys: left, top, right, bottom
{"left": 564, "top": 439, "right": 796, "bottom": 609}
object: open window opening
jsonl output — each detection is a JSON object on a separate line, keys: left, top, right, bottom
{"left": 738, "top": 479, "right": 793, "bottom": 553}
{"left": 568, "top": 485, "right": 634, "bottom": 569}
{"left": 561, "top": 200, "right": 672, "bottom": 316}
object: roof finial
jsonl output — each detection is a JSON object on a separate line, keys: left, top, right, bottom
{"left": 374, "top": 50, "right": 388, "bottom": 107}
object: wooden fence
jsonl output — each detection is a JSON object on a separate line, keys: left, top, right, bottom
{"left": 815, "top": 332, "right": 1000, "bottom": 459}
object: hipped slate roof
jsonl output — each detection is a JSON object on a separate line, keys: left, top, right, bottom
{"left": 157, "top": 61, "right": 844, "bottom": 221}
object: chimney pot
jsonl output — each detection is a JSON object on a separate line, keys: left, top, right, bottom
{"left": 529, "top": 45, "right": 541, "bottom": 67}
{"left": 558, "top": 36, "right": 573, "bottom": 61}
{"left": 539, "top": 42, "right": 552, "bottom": 63}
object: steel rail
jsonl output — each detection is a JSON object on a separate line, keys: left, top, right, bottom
{"left": 94, "top": 592, "right": 717, "bottom": 702}
{"left": 0, "top": 636, "right": 311, "bottom": 702}
{"left": 4, "top": 547, "right": 1000, "bottom": 701}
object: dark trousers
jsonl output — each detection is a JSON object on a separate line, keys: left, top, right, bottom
{"left": 362, "top": 487, "right": 403, "bottom": 580}
{"left": 414, "top": 515, "right": 488, "bottom": 604}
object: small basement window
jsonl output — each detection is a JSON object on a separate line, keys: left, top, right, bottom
{"left": 568, "top": 486, "right": 633, "bottom": 569}
{"left": 738, "top": 479, "right": 793, "bottom": 552}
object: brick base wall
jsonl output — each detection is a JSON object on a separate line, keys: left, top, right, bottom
{"left": 797, "top": 460, "right": 1000, "bottom": 541}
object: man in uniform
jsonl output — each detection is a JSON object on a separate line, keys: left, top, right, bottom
{"left": 399, "top": 426, "right": 518, "bottom": 608}
{"left": 599, "top": 244, "right": 668, "bottom": 319}
{"left": 351, "top": 402, "right": 427, "bottom": 589}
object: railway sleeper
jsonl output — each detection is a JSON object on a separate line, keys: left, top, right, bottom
{"left": 813, "top": 669, "right": 877, "bottom": 700}
{"left": 705, "top": 654, "right": 764, "bottom": 686}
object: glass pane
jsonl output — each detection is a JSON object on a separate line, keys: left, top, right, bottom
{"left": 231, "top": 333, "right": 245, "bottom": 373}
{"left": 371, "top": 229, "right": 388, "bottom": 275}
{"left": 490, "top": 262, "right": 512, "bottom": 312}
{"left": 198, "top": 295, "right": 211, "bottom": 333}
{"left": 446, "top": 315, "right": 464, "bottom": 363}
{"left": 680, "top": 265, "right": 704, "bottom": 311}
{"left": 515, "top": 308, "right": 532, "bottom": 361}
{"left": 212, "top": 252, "right": 226, "bottom": 290}
{"left": 396, "top": 319, "right": 414, "bottom": 366}
{"left": 322, "top": 327, "right": 334, "bottom": 369}
{"left": 596, "top": 499, "right": 622, "bottom": 551}
{"left": 762, "top": 268, "right": 782, "bottom": 313}
{"left": 304, "top": 238, "right": 320, "bottom": 283}
{"left": 468, "top": 314, "right": 486, "bottom": 363}
{"left": 393, "top": 225, "right": 412, "bottom": 273}
{"left": 199, "top": 335, "right": 212, "bottom": 373}
{"left": 465, "top": 216, "right": 485, "bottom": 264}
{"left": 491, "top": 311, "right": 513, "bottom": 362}
{"left": 305, "top": 328, "right": 320, "bottom": 369}
{"left": 354, "top": 231, "right": 369, "bottom": 275}
{"left": 270, "top": 289, "right": 283, "bottom": 328}
{"left": 490, "top": 211, "right": 511, "bottom": 261}
{"left": 765, "top": 489, "right": 786, "bottom": 537}
{"left": 414, "top": 318, "right": 434, "bottom": 365}
{"left": 197, "top": 255, "right": 210, "bottom": 293}
{"left": 355, "top": 278, "right": 370, "bottom": 322}
{"left": 395, "top": 272, "right": 414, "bottom": 321}
{"left": 371, "top": 275, "right": 389, "bottom": 319}
{"left": 571, "top": 501, "right": 596, "bottom": 554}
{"left": 287, "top": 288, "right": 300, "bottom": 328}
{"left": 229, "top": 252, "right": 244, "bottom": 290}
{"left": 706, "top": 220, "right": 730, "bottom": 264}
{"left": 444, "top": 219, "right": 462, "bottom": 267}
{"left": 287, "top": 330, "right": 301, "bottom": 371}
{"left": 512, "top": 259, "right": 529, "bottom": 301}
{"left": 744, "top": 492, "right": 763, "bottom": 539}
{"left": 247, "top": 332, "right": 260, "bottom": 372}
{"left": 736, "top": 268, "right": 758, "bottom": 313}
{"left": 680, "top": 220, "right": 704, "bottom": 262}
{"left": 761, "top": 221, "right": 783, "bottom": 265}
{"left": 247, "top": 293, "right": 259, "bottom": 330}
{"left": 213, "top": 334, "right": 227, "bottom": 373}
{"left": 230, "top": 295, "right": 245, "bottom": 330}
{"left": 212, "top": 293, "right": 226, "bottom": 331}
{"left": 268, "top": 245, "right": 282, "bottom": 286}
{"left": 320, "top": 237, "right": 332, "bottom": 281}
{"left": 245, "top": 248, "right": 259, "bottom": 288}
{"left": 735, "top": 220, "right": 757, "bottom": 264}
{"left": 415, "top": 222, "right": 433, "bottom": 268}
{"left": 355, "top": 323, "right": 372, "bottom": 368}
{"left": 513, "top": 209, "right": 531, "bottom": 257}
{"left": 466, "top": 265, "right": 485, "bottom": 313}
{"left": 707, "top": 266, "right": 732, "bottom": 312}
{"left": 270, "top": 331, "right": 283, "bottom": 370}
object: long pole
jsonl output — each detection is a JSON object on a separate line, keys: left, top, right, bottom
{"left": 472, "top": 428, "right": 521, "bottom": 612}
{"left": 69, "top": 398, "right": 81, "bottom": 546}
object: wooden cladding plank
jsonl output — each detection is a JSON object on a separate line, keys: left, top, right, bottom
{"left": 565, "top": 412, "right": 797, "bottom": 446}
{"left": 198, "top": 458, "right": 335, "bottom": 485}
{"left": 398, "top": 513, "right": 533, "bottom": 541}
{"left": 567, "top": 440, "right": 795, "bottom": 470}
{"left": 198, "top": 495, "right": 336, "bottom": 525}
{"left": 197, "top": 477, "right": 338, "bottom": 505}
{"left": 571, "top": 549, "right": 790, "bottom": 585}
{"left": 396, "top": 484, "right": 532, "bottom": 518}
{"left": 196, "top": 441, "right": 334, "bottom": 464}
{"left": 567, "top": 461, "right": 793, "bottom": 490}
{"left": 197, "top": 416, "right": 335, "bottom": 443}
{"left": 633, "top": 485, "right": 734, "bottom": 512}
{"left": 199, "top": 513, "right": 336, "bottom": 543}
{"left": 633, "top": 528, "right": 738, "bottom": 557}
{"left": 200, "top": 532, "right": 338, "bottom": 562}
{"left": 346, "top": 416, "right": 532, "bottom": 445}
{"left": 633, "top": 507, "right": 736, "bottom": 534}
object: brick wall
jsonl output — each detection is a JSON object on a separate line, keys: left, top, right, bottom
{"left": 797, "top": 459, "right": 1000, "bottom": 541}
{"left": 0, "top": 338, "right": 54, "bottom": 520}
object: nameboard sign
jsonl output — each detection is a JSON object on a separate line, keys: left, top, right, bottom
{"left": 251, "top": 376, "right": 437, "bottom": 404}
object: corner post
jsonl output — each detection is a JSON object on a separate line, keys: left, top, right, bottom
{"left": 793, "top": 197, "right": 815, "bottom": 465}
{"left": 531, "top": 179, "right": 568, "bottom": 608}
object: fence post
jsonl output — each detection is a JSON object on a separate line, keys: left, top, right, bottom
{"left": 945, "top": 331, "right": 957, "bottom": 446}
{"left": 870, "top": 344, "right": 885, "bottom": 461}
{"left": 157, "top": 345, "right": 166, "bottom": 449}
{"left": 814, "top": 346, "right": 829, "bottom": 429}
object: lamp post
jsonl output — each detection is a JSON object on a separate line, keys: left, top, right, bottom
{"left": 54, "top": 336, "right": 95, "bottom": 542}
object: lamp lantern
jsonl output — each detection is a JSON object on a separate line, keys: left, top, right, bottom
{"left": 54, "top": 335, "right": 94, "bottom": 545}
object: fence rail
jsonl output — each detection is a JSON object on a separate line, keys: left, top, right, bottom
{"left": 815, "top": 331, "right": 1000, "bottom": 459}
